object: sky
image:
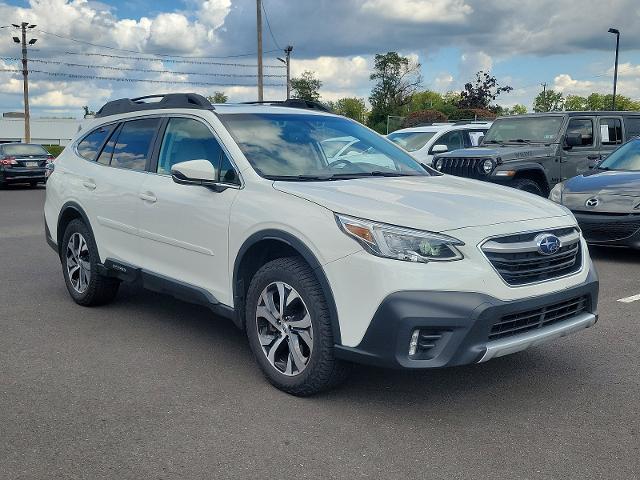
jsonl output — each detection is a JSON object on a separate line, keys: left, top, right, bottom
{"left": 1, "top": 0, "right": 639, "bottom": 118}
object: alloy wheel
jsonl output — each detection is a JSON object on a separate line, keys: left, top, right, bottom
{"left": 255, "top": 281, "right": 313, "bottom": 376}
{"left": 66, "top": 232, "right": 91, "bottom": 294}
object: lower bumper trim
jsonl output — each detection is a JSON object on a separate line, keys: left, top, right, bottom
{"left": 479, "top": 312, "right": 597, "bottom": 363}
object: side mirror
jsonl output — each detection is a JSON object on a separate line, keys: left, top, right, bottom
{"left": 564, "top": 132, "right": 582, "bottom": 148}
{"left": 431, "top": 144, "right": 448, "bottom": 154}
{"left": 171, "top": 159, "right": 217, "bottom": 186}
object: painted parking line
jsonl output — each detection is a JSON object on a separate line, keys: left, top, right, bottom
{"left": 617, "top": 294, "right": 640, "bottom": 304}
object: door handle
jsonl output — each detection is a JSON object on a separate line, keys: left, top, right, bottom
{"left": 82, "top": 180, "right": 96, "bottom": 190}
{"left": 139, "top": 192, "right": 157, "bottom": 203}
{"left": 587, "top": 155, "right": 600, "bottom": 160}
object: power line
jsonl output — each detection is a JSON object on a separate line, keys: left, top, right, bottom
{"left": 0, "top": 56, "right": 287, "bottom": 77}
{"left": 35, "top": 29, "right": 281, "bottom": 59}
{"left": 261, "top": 0, "right": 282, "bottom": 50}
{"left": 40, "top": 50, "right": 286, "bottom": 68}
{"left": 0, "top": 68, "right": 286, "bottom": 87}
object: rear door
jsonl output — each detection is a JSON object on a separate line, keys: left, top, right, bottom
{"left": 562, "top": 116, "right": 598, "bottom": 179}
{"left": 89, "top": 117, "right": 162, "bottom": 265}
{"left": 598, "top": 116, "right": 625, "bottom": 159}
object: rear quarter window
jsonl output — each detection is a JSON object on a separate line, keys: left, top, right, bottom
{"left": 76, "top": 125, "right": 116, "bottom": 161}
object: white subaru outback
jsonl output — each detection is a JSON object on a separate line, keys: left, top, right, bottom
{"left": 44, "top": 94, "right": 599, "bottom": 396}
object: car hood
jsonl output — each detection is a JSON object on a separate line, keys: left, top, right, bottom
{"left": 273, "top": 175, "right": 569, "bottom": 233}
{"left": 436, "top": 144, "right": 554, "bottom": 162}
{"left": 562, "top": 170, "right": 640, "bottom": 213}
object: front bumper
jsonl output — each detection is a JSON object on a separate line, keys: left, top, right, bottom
{"left": 573, "top": 211, "right": 640, "bottom": 248}
{"left": 334, "top": 268, "right": 598, "bottom": 369}
{"left": 1, "top": 167, "right": 47, "bottom": 183}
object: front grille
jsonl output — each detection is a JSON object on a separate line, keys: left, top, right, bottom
{"left": 489, "top": 296, "right": 588, "bottom": 340}
{"left": 482, "top": 228, "right": 582, "bottom": 286}
{"left": 576, "top": 217, "right": 640, "bottom": 242}
{"left": 438, "top": 157, "right": 485, "bottom": 179}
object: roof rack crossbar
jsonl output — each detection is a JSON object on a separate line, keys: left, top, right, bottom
{"left": 95, "top": 93, "right": 214, "bottom": 118}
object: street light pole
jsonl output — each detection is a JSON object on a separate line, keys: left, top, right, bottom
{"left": 277, "top": 45, "right": 294, "bottom": 99}
{"left": 12, "top": 22, "right": 37, "bottom": 143}
{"left": 608, "top": 28, "right": 620, "bottom": 110}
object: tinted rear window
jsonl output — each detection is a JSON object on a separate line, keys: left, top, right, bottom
{"left": 77, "top": 125, "right": 115, "bottom": 161}
{"left": 2, "top": 144, "right": 48, "bottom": 157}
{"left": 110, "top": 118, "right": 160, "bottom": 171}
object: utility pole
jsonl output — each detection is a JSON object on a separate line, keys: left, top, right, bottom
{"left": 277, "top": 45, "right": 293, "bottom": 99}
{"left": 256, "top": 0, "right": 263, "bottom": 101}
{"left": 608, "top": 28, "right": 620, "bottom": 110}
{"left": 12, "top": 22, "right": 37, "bottom": 143}
{"left": 540, "top": 82, "right": 547, "bottom": 112}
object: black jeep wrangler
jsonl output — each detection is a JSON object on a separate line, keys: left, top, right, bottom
{"left": 432, "top": 111, "right": 640, "bottom": 196}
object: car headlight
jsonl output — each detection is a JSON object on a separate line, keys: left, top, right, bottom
{"left": 549, "top": 182, "right": 565, "bottom": 203}
{"left": 335, "top": 214, "right": 464, "bottom": 263}
{"left": 434, "top": 158, "right": 443, "bottom": 170}
{"left": 481, "top": 158, "right": 494, "bottom": 174}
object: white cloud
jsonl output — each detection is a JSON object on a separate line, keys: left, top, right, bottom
{"left": 362, "top": 0, "right": 472, "bottom": 23}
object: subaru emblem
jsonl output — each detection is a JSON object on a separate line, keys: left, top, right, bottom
{"left": 535, "top": 233, "right": 562, "bottom": 256}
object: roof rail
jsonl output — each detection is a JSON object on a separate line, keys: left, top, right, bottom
{"left": 241, "top": 98, "right": 333, "bottom": 113}
{"left": 95, "top": 93, "right": 214, "bottom": 118}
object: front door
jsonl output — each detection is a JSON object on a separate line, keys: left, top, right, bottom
{"left": 137, "top": 117, "right": 240, "bottom": 306}
{"left": 562, "top": 116, "right": 598, "bottom": 180}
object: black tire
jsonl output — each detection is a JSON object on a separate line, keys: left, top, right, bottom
{"left": 245, "top": 256, "right": 350, "bottom": 396}
{"left": 511, "top": 177, "right": 544, "bottom": 196}
{"left": 61, "top": 219, "right": 120, "bottom": 306}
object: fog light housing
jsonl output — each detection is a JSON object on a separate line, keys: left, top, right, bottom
{"left": 408, "top": 328, "right": 446, "bottom": 359}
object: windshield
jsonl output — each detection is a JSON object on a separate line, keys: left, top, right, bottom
{"left": 482, "top": 116, "right": 564, "bottom": 144}
{"left": 387, "top": 131, "right": 437, "bottom": 152}
{"left": 1, "top": 144, "right": 48, "bottom": 156}
{"left": 598, "top": 139, "right": 640, "bottom": 171}
{"left": 220, "top": 113, "right": 429, "bottom": 180}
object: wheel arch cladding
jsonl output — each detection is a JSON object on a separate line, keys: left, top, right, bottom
{"left": 57, "top": 202, "right": 94, "bottom": 256}
{"left": 233, "top": 229, "right": 342, "bottom": 344}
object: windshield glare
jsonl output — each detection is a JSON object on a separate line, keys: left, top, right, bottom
{"left": 599, "top": 139, "right": 640, "bottom": 171}
{"left": 482, "top": 117, "right": 564, "bottom": 144}
{"left": 220, "top": 113, "right": 429, "bottom": 179}
{"left": 387, "top": 131, "right": 437, "bottom": 152}
{"left": 2, "top": 144, "right": 48, "bottom": 156}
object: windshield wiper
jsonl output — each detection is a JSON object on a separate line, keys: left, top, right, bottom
{"left": 507, "top": 138, "right": 533, "bottom": 143}
{"left": 483, "top": 140, "right": 503, "bottom": 144}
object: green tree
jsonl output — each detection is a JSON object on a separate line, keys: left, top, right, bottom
{"left": 367, "top": 52, "right": 422, "bottom": 133}
{"left": 564, "top": 95, "right": 587, "bottom": 111}
{"left": 290, "top": 71, "right": 322, "bottom": 102}
{"left": 330, "top": 97, "right": 367, "bottom": 122}
{"left": 458, "top": 71, "right": 513, "bottom": 109}
{"left": 533, "top": 89, "right": 564, "bottom": 112}
{"left": 409, "top": 90, "right": 444, "bottom": 112}
{"left": 508, "top": 104, "right": 528, "bottom": 115}
{"left": 207, "top": 91, "right": 228, "bottom": 103}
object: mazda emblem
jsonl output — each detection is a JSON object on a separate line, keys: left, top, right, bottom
{"left": 585, "top": 197, "right": 600, "bottom": 208}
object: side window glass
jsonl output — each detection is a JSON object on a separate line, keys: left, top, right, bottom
{"left": 111, "top": 118, "right": 160, "bottom": 171}
{"left": 76, "top": 124, "right": 115, "bottom": 161}
{"left": 97, "top": 124, "right": 121, "bottom": 165}
{"left": 566, "top": 119, "right": 593, "bottom": 146}
{"left": 600, "top": 118, "right": 623, "bottom": 145}
{"left": 433, "top": 131, "right": 464, "bottom": 152}
{"left": 158, "top": 118, "right": 239, "bottom": 184}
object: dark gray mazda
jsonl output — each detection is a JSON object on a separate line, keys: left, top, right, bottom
{"left": 549, "top": 137, "right": 640, "bottom": 248}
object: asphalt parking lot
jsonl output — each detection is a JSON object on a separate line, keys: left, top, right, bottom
{"left": 1, "top": 186, "right": 639, "bottom": 480}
